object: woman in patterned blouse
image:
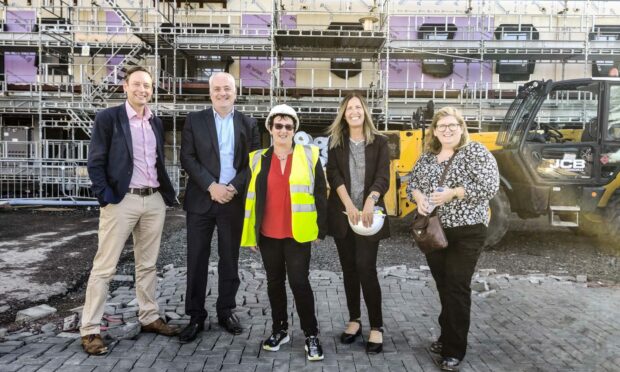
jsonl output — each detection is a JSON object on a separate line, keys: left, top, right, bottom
{"left": 407, "top": 107, "right": 499, "bottom": 372}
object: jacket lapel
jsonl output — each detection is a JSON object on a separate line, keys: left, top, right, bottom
{"left": 119, "top": 104, "right": 133, "bottom": 159}
{"left": 206, "top": 108, "right": 220, "bottom": 163}
{"left": 233, "top": 110, "right": 242, "bottom": 160}
{"left": 342, "top": 138, "right": 351, "bottom": 190}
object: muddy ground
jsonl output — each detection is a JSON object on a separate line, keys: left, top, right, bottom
{"left": 0, "top": 206, "right": 618, "bottom": 330}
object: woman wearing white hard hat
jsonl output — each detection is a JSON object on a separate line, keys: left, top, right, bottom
{"left": 326, "top": 93, "right": 390, "bottom": 354}
{"left": 240, "top": 104, "right": 327, "bottom": 361}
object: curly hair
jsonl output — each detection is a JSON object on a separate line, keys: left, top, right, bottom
{"left": 424, "top": 106, "right": 470, "bottom": 154}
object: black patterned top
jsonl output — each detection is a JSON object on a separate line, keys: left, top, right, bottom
{"left": 406, "top": 141, "right": 499, "bottom": 228}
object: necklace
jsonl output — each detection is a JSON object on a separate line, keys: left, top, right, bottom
{"left": 349, "top": 137, "right": 365, "bottom": 146}
{"left": 274, "top": 150, "right": 291, "bottom": 161}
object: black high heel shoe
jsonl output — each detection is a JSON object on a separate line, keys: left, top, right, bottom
{"left": 365, "top": 328, "right": 383, "bottom": 354}
{"left": 340, "top": 319, "right": 362, "bottom": 344}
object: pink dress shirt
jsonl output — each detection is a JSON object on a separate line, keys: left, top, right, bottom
{"left": 125, "top": 101, "right": 160, "bottom": 188}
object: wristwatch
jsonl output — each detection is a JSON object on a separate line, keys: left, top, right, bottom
{"left": 368, "top": 194, "right": 379, "bottom": 203}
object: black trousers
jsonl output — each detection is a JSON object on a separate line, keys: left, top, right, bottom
{"left": 185, "top": 199, "right": 243, "bottom": 321}
{"left": 259, "top": 235, "right": 318, "bottom": 336}
{"left": 425, "top": 223, "right": 487, "bottom": 360}
{"left": 334, "top": 228, "right": 383, "bottom": 328}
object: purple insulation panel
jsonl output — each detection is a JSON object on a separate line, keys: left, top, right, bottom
{"left": 387, "top": 16, "right": 494, "bottom": 89}
{"left": 5, "top": 53, "right": 37, "bottom": 84}
{"left": 106, "top": 55, "right": 125, "bottom": 84}
{"left": 106, "top": 11, "right": 125, "bottom": 34}
{"left": 240, "top": 14, "right": 296, "bottom": 88}
{"left": 6, "top": 10, "right": 36, "bottom": 32}
{"left": 5, "top": 11, "right": 37, "bottom": 83}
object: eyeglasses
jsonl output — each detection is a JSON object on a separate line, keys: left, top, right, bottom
{"left": 272, "top": 123, "right": 295, "bottom": 131}
{"left": 435, "top": 123, "right": 460, "bottom": 132}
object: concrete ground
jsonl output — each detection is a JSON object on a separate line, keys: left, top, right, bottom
{"left": 0, "top": 264, "right": 618, "bottom": 372}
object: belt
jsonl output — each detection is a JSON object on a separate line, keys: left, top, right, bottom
{"left": 127, "top": 187, "right": 159, "bottom": 196}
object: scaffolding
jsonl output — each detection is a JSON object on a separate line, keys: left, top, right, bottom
{"left": 0, "top": 0, "right": 619, "bottom": 204}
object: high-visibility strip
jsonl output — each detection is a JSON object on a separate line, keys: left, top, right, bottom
{"left": 302, "top": 145, "right": 315, "bottom": 189}
{"left": 292, "top": 203, "right": 316, "bottom": 213}
{"left": 251, "top": 150, "right": 263, "bottom": 171}
{"left": 290, "top": 185, "right": 311, "bottom": 193}
{"left": 246, "top": 191, "right": 255, "bottom": 199}
{"left": 244, "top": 210, "right": 251, "bottom": 218}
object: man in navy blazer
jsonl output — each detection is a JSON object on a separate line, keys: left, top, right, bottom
{"left": 179, "top": 72, "right": 260, "bottom": 341}
{"left": 81, "top": 66, "right": 178, "bottom": 355}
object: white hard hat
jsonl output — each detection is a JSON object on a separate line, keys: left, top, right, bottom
{"left": 349, "top": 209, "right": 386, "bottom": 236}
{"left": 266, "top": 104, "right": 300, "bottom": 131}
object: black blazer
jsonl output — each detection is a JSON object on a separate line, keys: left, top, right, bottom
{"left": 251, "top": 146, "right": 327, "bottom": 243}
{"left": 326, "top": 134, "right": 390, "bottom": 241}
{"left": 181, "top": 108, "right": 260, "bottom": 214}
{"left": 87, "top": 103, "right": 175, "bottom": 207}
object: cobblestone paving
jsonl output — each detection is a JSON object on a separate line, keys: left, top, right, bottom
{"left": 0, "top": 264, "right": 618, "bottom": 372}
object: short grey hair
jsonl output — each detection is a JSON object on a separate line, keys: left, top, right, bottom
{"left": 209, "top": 72, "right": 236, "bottom": 89}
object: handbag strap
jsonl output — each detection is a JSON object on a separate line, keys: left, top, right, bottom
{"left": 438, "top": 150, "right": 458, "bottom": 187}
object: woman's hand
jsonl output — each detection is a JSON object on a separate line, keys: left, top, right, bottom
{"left": 413, "top": 190, "right": 432, "bottom": 216}
{"left": 429, "top": 187, "right": 454, "bottom": 207}
{"left": 361, "top": 198, "right": 375, "bottom": 228}
{"left": 345, "top": 201, "right": 361, "bottom": 226}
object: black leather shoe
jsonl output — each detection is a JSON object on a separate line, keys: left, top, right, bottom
{"left": 429, "top": 341, "right": 442, "bottom": 354}
{"left": 218, "top": 314, "right": 242, "bottom": 335}
{"left": 438, "top": 357, "right": 461, "bottom": 371}
{"left": 340, "top": 320, "right": 362, "bottom": 344}
{"left": 178, "top": 321, "right": 204, "bottom": 343}
{"left": 365, "top": 328, "right": 383, "bottom": 354}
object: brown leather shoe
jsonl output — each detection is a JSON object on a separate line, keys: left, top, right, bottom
{"left": 81, "top": 334, "right": 108, "bottom": 355}
{"left": 141, "top": 318, "right": 180, "bottom": 336}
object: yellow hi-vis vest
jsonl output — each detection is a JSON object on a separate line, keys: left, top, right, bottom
{"left": 241, "top": 144, "right": 320, "bottom": 247}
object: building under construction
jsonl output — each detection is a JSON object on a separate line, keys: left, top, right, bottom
{"left": 0, "top": 0, "right": 619, "bottom": 205}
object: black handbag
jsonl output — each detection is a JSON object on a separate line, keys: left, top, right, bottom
{"left": 411, "top": 152, "right": 457, "bottom": 254}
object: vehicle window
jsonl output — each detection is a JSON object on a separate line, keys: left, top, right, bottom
{"left": 607, "top": 86, "right": 620, "bottom": 140}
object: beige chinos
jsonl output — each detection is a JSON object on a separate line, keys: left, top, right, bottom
{"left": 80, "top": 192, "right": 166, "bottom": 336}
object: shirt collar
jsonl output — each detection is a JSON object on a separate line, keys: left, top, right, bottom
{"left": 213, "top": 108, "right": 235, "bottom": 121}
{"left": 125, "top": 101, "right": 152, "bottom": 121}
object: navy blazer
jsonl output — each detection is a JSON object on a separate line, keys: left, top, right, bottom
{"left": 87, "top": 103, "right": 176, "bottom": 207}
{"left": 181, "top": 108, "right": 260, "bottom": 214}
{"left": 326, "top": 134, "right": 391, "bottom": 241}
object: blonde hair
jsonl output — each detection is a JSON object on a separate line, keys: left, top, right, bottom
{"left": 327, "top": 93, "right": 381, "bottom": 149}
{"left": 424, "top": 106, "right": 470, "bottom": 154}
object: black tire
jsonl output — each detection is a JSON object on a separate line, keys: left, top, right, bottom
{"left": 484, "top": 187, "right": 510, "bottom": 248}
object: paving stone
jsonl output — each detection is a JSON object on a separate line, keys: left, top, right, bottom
{"left": 15, "top": 305, "right": 57, "bottom": 323}
{"left": 112, "top": 275, "right": 134, "bottom": 283}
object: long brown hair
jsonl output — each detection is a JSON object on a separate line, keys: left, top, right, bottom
{"left": 326, "top": 93, "right": 381, "bottom": 149}
{"left": 424, "top": 106, "right": 470, "bottom": 154}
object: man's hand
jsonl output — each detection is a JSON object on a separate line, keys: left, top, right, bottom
{"left": 249, "top": 246, "right": 259, "bottom": 253}
{"left": 208, "top": 183, "right": 235, "bottom": 204}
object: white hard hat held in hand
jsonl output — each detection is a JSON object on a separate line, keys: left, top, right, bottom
{"left": 348, "top": 207, "right": 386, "bottom": 236}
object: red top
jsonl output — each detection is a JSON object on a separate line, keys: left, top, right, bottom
{"left": 261, "top": 153, "right": 293, "bottom": 239}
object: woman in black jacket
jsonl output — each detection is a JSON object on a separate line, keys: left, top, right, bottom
{"left": 326, "top": 94, "right": 390, "bottom": 354}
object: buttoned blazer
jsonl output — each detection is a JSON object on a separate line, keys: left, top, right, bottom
{"left": 326, "top": 134, "right": 391, "bottom": 241}
{"left": 87, "top": 103, "right": 176, "bottom": 207}
{"left": 181, "top": 108, "right": 260, "bottom": 214}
